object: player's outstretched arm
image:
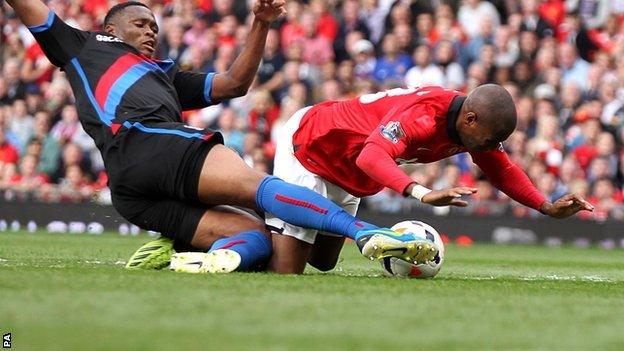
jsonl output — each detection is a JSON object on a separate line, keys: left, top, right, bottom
{"left": 210, "top": 0, "right": 286, "bottom": 102}
{"left": 471, "top": 149, "right": 594, "bottom": 218}
{"left": 6, "top": 0, "right": 50, "bottom": 27}
{"left": 540, "top": 194, "right": 594, "bottom": 219}
{"left": 356, "top": 138, "right": 476, "bottom": 207}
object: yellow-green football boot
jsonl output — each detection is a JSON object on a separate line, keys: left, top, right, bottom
{"left": 125, "top": 237, "right": 174, "bottom": 270}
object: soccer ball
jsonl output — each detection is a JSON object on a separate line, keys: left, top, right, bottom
{"left": 380, "top": 220, "right": 445, "bottom": 279}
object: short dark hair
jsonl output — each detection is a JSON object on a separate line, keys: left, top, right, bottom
{"left": 103, "top": 1, "right": 150, "bottom": 27}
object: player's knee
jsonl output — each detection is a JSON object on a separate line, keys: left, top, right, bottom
{"left": 307, "top": 256, "right": 338, "bottom": 272}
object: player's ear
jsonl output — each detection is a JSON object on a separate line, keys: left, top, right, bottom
{"left": 465, "top": 112, "right": 477, "bottom": 126}
{"left": 104, "top": 23, "right": 117, "bottom": 36}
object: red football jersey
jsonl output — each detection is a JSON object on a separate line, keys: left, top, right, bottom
{"left": 292, "top": 86, "right": 547, "bottom": 210}
{"left": 293, "top": 86, "right": 467, "bottom": 197}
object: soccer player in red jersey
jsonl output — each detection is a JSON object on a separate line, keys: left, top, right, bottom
{"left": 267, "top": 84, "right": 594, "bottom": 273}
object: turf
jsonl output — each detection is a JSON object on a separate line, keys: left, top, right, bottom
{"left": 0, "top": 232, "right": 622, "bottom": 351}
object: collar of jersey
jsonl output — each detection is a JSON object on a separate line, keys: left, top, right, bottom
{"left": 97, "top": 31, "right": 175, "bottom": 72}
{"left": 446, "top": 95, "right": 466, "bottom": 146}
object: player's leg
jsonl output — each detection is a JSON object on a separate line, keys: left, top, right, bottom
{"left": 185, "top": 206, "right": 272, "bottom": 272}
{"left": 307, "top": 234, "right": 345, "bottom": 272}
{"left": 120, "top": 196, "right": 271, "bottom": 272}
{"left": 307, "top": 186, "right": 360, "bottom": 271}
{"left": 264, "top": 116, "right": 324, "bottom": 274}
{"left": 266, "top": 234, "right": 311, "bottom": 274}
{"left": 189, "top": 205, "right": 267, "bottom": 249}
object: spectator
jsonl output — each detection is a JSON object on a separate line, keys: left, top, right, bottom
{"left": 567, "top": 0, "right": 610, "bottom": 29}
{"left": 352, "top": 39, "right": 376, "bottom": 81}
{"left": 298, "top": 11, "right": 334, "bottom": 66}
{"left": 21, "top": 41, "right": 55, "bottom": 85}
{"left": 405, "top": 44, "right": 444, "bottom": 88}
{"left": 248, "top": 90, "right": 280, "bottom": 142}
{"left": 50, "top": 104, "right": 81, "bottom": 145}
{"left": 218, "top": 108, "right": 245, "bottom": 156}
{"left": 271, "top": 99, "right": 303, "bottom": 147}
{"left": 157, "top": 17, "right": 188, "bottom": 63}
{"left": 435, "top": 40, "right": 465, "bottom": 90}
{"left": 494, "top": 26, "right": 519, "bottom": 69}
{"left": 361, "top": 0, "right": 391, "bottom": 44}
{"left": 51, "top": 143, "right": 93, "bottom": 184}
{"left": 458, "top": 0, "right": 500, "bottom": 39}
{"left": 588, "top": 178, "right": 622, "bottom": 220}
{"left": 280, "top": 1, "right": 304, "bottom": 53}
{"left": 559, "top": 42, "right": 590, "bottom": 90}
{"left": 2, "top": 58, "right": 26, "bottom": 103}
{"left": 8, "top": 99, "right": 34, "bottom": 152}
{"left": 55, "top": 165, "right": 93, "bottom": 203}
{"left": 519, "top": 0, "right": 554, "bottom": 38}
{"left": 0, "top": 126, "right": 19, "bottom": 166}
{"left": 373, "top": 33, "right": 412, "bottom": 84}
{"left": 310, "top": 0, "right": 338, "bottom": 43}
{"left": 10, "top": 154, "right": 49, "bottom": 192}
{"left": 257, "top": 29, "right": 286, "bottom": 99}
{"left": 335, "top": 0, "right": 370, "bottom": 62}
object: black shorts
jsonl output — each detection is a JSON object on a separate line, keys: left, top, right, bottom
{"left": 105, "top": 121, "right": 224, "bottom": 244}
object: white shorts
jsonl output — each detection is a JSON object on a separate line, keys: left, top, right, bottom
{"left": 265, "top": 106, "right": 361, "bottom": 244}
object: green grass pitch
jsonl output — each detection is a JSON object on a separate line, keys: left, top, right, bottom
{"left": 1, "top": 231, "right": 623, "bottom": 351}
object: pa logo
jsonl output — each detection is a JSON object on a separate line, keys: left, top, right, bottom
{"left": 2, "top": 333, "right": 10, "bottom": 348}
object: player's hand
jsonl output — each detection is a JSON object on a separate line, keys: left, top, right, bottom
{"left": 253, "top": 0, "right": 286, "bottom": 23}
{"left": 540, "top": 194, "right": 594, "bottom": 219}
{"left": 421, "top": 187, "right": 477, "bottom": 207}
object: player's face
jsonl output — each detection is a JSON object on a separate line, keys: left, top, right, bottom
{"left": 459, "top": 113, "right": 506, "bottom": 152}
{"left": 109, "top": 6, "right": 159, "bottom": 57}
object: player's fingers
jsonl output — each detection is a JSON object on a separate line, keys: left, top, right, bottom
{"left": 560, "top": 193, "right": 576, "bottom": 201}
{"left": 450, "top": 199, "right": 468, "bottom": 207}
{"left": 457, "top": 187, "right": 478, "bottom": 193}
{"left": 571, "top": 195, "right": 594, "bottom": 210}
{"left": 455, "top": 188, "right": 475, "bottom": 195}
{"left": 447, "top": 191, "right": 461, "bottom": 198}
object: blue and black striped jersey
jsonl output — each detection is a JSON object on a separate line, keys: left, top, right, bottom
{"left": 29, "top": 11, "right": 218, "bottom": 153}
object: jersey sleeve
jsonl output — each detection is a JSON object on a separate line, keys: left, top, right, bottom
{"left": 172, "top": 70, "right": 217, "bottom": 111}
{"left": 470, "top": 147, "right": 547, "bottom": 211}
{"left": 27, "top": 11, "right": 89, "bottom": 67}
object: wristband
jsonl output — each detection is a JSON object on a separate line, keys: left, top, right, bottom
{"left": 410, "top": 184, "right": 432, "bottom": 201}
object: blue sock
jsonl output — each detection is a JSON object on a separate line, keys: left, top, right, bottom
{"left": 255, "top": 176, "right": 378, "bottom": 239}
{"left": 209, "top": 230, "right": 271, "bottom": 272}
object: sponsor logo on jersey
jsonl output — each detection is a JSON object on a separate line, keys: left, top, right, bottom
{"left": 380, "top": 121, "right": 405, "bottom": 144}
{"left": 96, "top": 34, "right": 124, "bottom": 43}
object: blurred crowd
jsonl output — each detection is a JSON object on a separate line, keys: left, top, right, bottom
{"left": 1, "top": 0, "right": 624, "bottom": 220}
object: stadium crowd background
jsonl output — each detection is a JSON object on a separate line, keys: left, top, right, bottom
{"left": 1, "top": 0, "right": 624, "bottom": 221}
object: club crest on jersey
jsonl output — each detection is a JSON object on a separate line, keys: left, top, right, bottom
{"left": 380, "top": 121, "right": 405, "bottom": 144}
{"left": 96, "top": 34, "right": 124, "bottom": 43}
